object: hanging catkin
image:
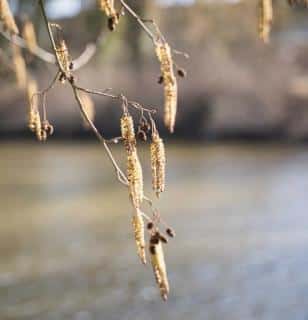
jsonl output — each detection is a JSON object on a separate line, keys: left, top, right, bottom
{"left": 97, "top": 0, "right": 119, "bottom": 31}
{"left": 132, "top": 208, "right": 146, "bottom": 264}
{"left": 27, "top": 79, "right": 38, "bottom": 132}
{"left": 258, "top": 0, "right": 273, "bottom": 43}
{"left": 0, "top": 0, "right": 19, "bottom": 34}
{"left": 121, "top": 113, "right": 136, "bottom": 150}
{"left": 155, "top": 42, "right": 178, "bottom": 133}
{"left": 80, "top": 92, "right": 95, "bottom": 129}
{"left": 150, "top": 235, "right": 170, "bottom": 301}
{"left": 22, "top": 20, "right": 37, "bottom": 52}
{"left": 150, "top": 132, "right": 166, "bottom": 197}
{"left": 127, "top": 148, "right": 144, "bottom": 208}
{"left": 12, "top": 44, "right": 27, "bottom": 89}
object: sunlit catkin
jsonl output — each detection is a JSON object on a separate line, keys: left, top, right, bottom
{"left": 121, "top": 113, "right": 136, "bottom": 150}
{"left": 27, "top": 79, "right": 38, "bottom": 132}
{"left": 258, "top": 0, "right": 273, "bottom": 43}
{"left": 132, "top": 208, "right": 146, "bottom": 264}
{"left": 127, "top": 148, "right": 144, "bottom": 208}
{"left": 151, "top": 132, "right": 166, "bottom": 197}
{"left": 0, "top": 0, "right": 19, "bottom": 34}
{"left": 80, "top": 92, "right": 95, "bottom": 129}
{"left": 22, "top": 20, "right": 37, "bottom": 52}
{"left": 150, "top": 236, "right": 169, "bottom": 301}
{"left": 12, "top": 44, "right": 27, "bottom": 89}
{"left": 97, "top": 0, "right": 119, "bottom": 31}
{"left": 155, "top": 41, "right": 177, "bottom": 133}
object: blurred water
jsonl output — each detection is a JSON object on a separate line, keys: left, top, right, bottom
{"left": 0, "top": 142, "right": 308, "bottom": 320}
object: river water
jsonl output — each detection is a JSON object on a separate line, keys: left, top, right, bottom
{"left": 0, "top": 143, "right": 308, "bottom": 320}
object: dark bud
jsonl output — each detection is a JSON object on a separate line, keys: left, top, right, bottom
{"left": 150, "top": 235, "right": 159, "bottom": 245}
{"left": 68, "top": 75, "right": 75, "bottom": 84}
{"left": 159, "top": 235, "right": 168, "bottom": 244}
{"left": 147, "top": 222, "right": 154, "bottom": 230}
{"left": 149, "top": 245, "right": 156, "bottom": 255}
{"left": 59, "top": 73, "right": 66, "bottom": 83}
{"left": 166, "top": 228, "right": 175, "bottom": 238}
{"left": 69, "top": 62, "right": 74, "bottom": 71}
{"left": 138, "top": 130, "right": 147, "bottom": 142}
{"left": 108, "top": 17, "right": 116, "bottom": 31}
{"left": 158, "top": 75, "right": 164, "bottom": 84}
{"left": 177, "top": 68, "right": 187, "bottom": 78}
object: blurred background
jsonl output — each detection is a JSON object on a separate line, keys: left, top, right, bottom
{"left": 1, "top": 0, "right": 308, "bottom": 319}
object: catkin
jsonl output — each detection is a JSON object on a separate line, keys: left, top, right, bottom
{"left": 27, "top": 79, "right": 38, "bottom": 132}
{"left": 121, "top": 113, "right": 136, "bottom": 150}
{"left": 56, "top": 40, "right": 71, "bottom": 78}
{"left": 80, "top": 92, "right": 95, "bottom": 129}
{"left": 151, "top": 133, "right": 166, "bottom": 197}
{"left": 97, "top": 0, "right": 119, "bottom": 31}
{"left": 132, "top": 208, "right": 146, "bottom": 264}
{"left": 0, "top": 0, "right": 19, "bottom": 34}
{"left": 155, "top": 42, "right": 178, "bottom": 133}
{"left": 150, "top": 238, "right": 169, "bottom": 301}
{"left": 12, "top": 44, "right": 27, "bottom": 89}
{"left": 258, "top": 0, "right": 273, "bottom": 43}
{"left": 127, "top": 148, "right": 144, "bottom": 208}
{"left": 22, "top": 20, "right": 37, "bottom": 52}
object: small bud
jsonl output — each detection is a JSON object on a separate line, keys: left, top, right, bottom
{"left": 166, "top": 228, "right": 175, "bottom": 238}
{"left": 158, "top": 75, "right": 164, "bottom": 84}
{"left": 177, "top": 68, "right": 187, "bottom": 78}
{"left": 147, "top": 222, "right": 154, "bottom": 230}
{"left": 138, "top": 130, "right": 147, "bottom": 142}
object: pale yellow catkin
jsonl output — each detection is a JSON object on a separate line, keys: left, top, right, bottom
{"left": 151, "top": 133, "right": 166, "bottom": 197}
{"left": 155, "top": 42, "right": 178, "bottom": 133}
{"left": 27, "top": 79, "right": 38, "bottom": 132}
{"left": 0, "top": 0, "right": 19, "bottom": 34}
{"left": 150, "top": 240, "right": 170, "bottom": 301}
{"left": 22, "top": 20, "right": 37, "bottom": 52}
{"left": 258, "top": 0, "right": 273, "bottom": 43}
{"left": 127, "top": 148, "right": 144, "bottom": 208}
{"left": 12, "top": 44, "right": 27, "bottom": 89}
{"left": 56, "top": 40, "right": 71, "bottom": 76}
{"left": 121, "top": 113, "right": 136, "bottom": 150}
{"left": 80, "top": 92, "right": 95, "bottom": 129}
{"left": 132, "top": 208, "right": 146, "bottom": 264}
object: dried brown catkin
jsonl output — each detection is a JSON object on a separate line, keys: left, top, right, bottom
{"left": 127, "top": 148, "right": 144, "bottom": 208}
{"left": 150, "top": 239, "right": 170, "bottom": 301}
{"left": 0, "top": 0, "right": 19, "bottom": 34}
{"left": 258, "top": 0, "right": 273, "bottom": 43}
{"left": 151, "top": 133, "right": 166, "bottom": 197}
{"left": 22, "top": 20, "right": 37, "bottom": 52}
{"left": 132, "top": 208, "right": 146, "bottom": 264}
{"left": 155, "top": 42, "right": 177, "bottom": 133}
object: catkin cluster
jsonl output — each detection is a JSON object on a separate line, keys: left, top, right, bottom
{"left": 0, "top": 0, "right": 19, "bottom": 34}
{"left": 258, "top": 0, "right": 273, "bottom": 43}
{"left": 97, "top": 0, "right": 119, "bottom": 31}
{"left": 151, "top": 132, "right": 166, "bottom": 197}
{"left": 155, "top": 42, "right": 178, "bottom": 133}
